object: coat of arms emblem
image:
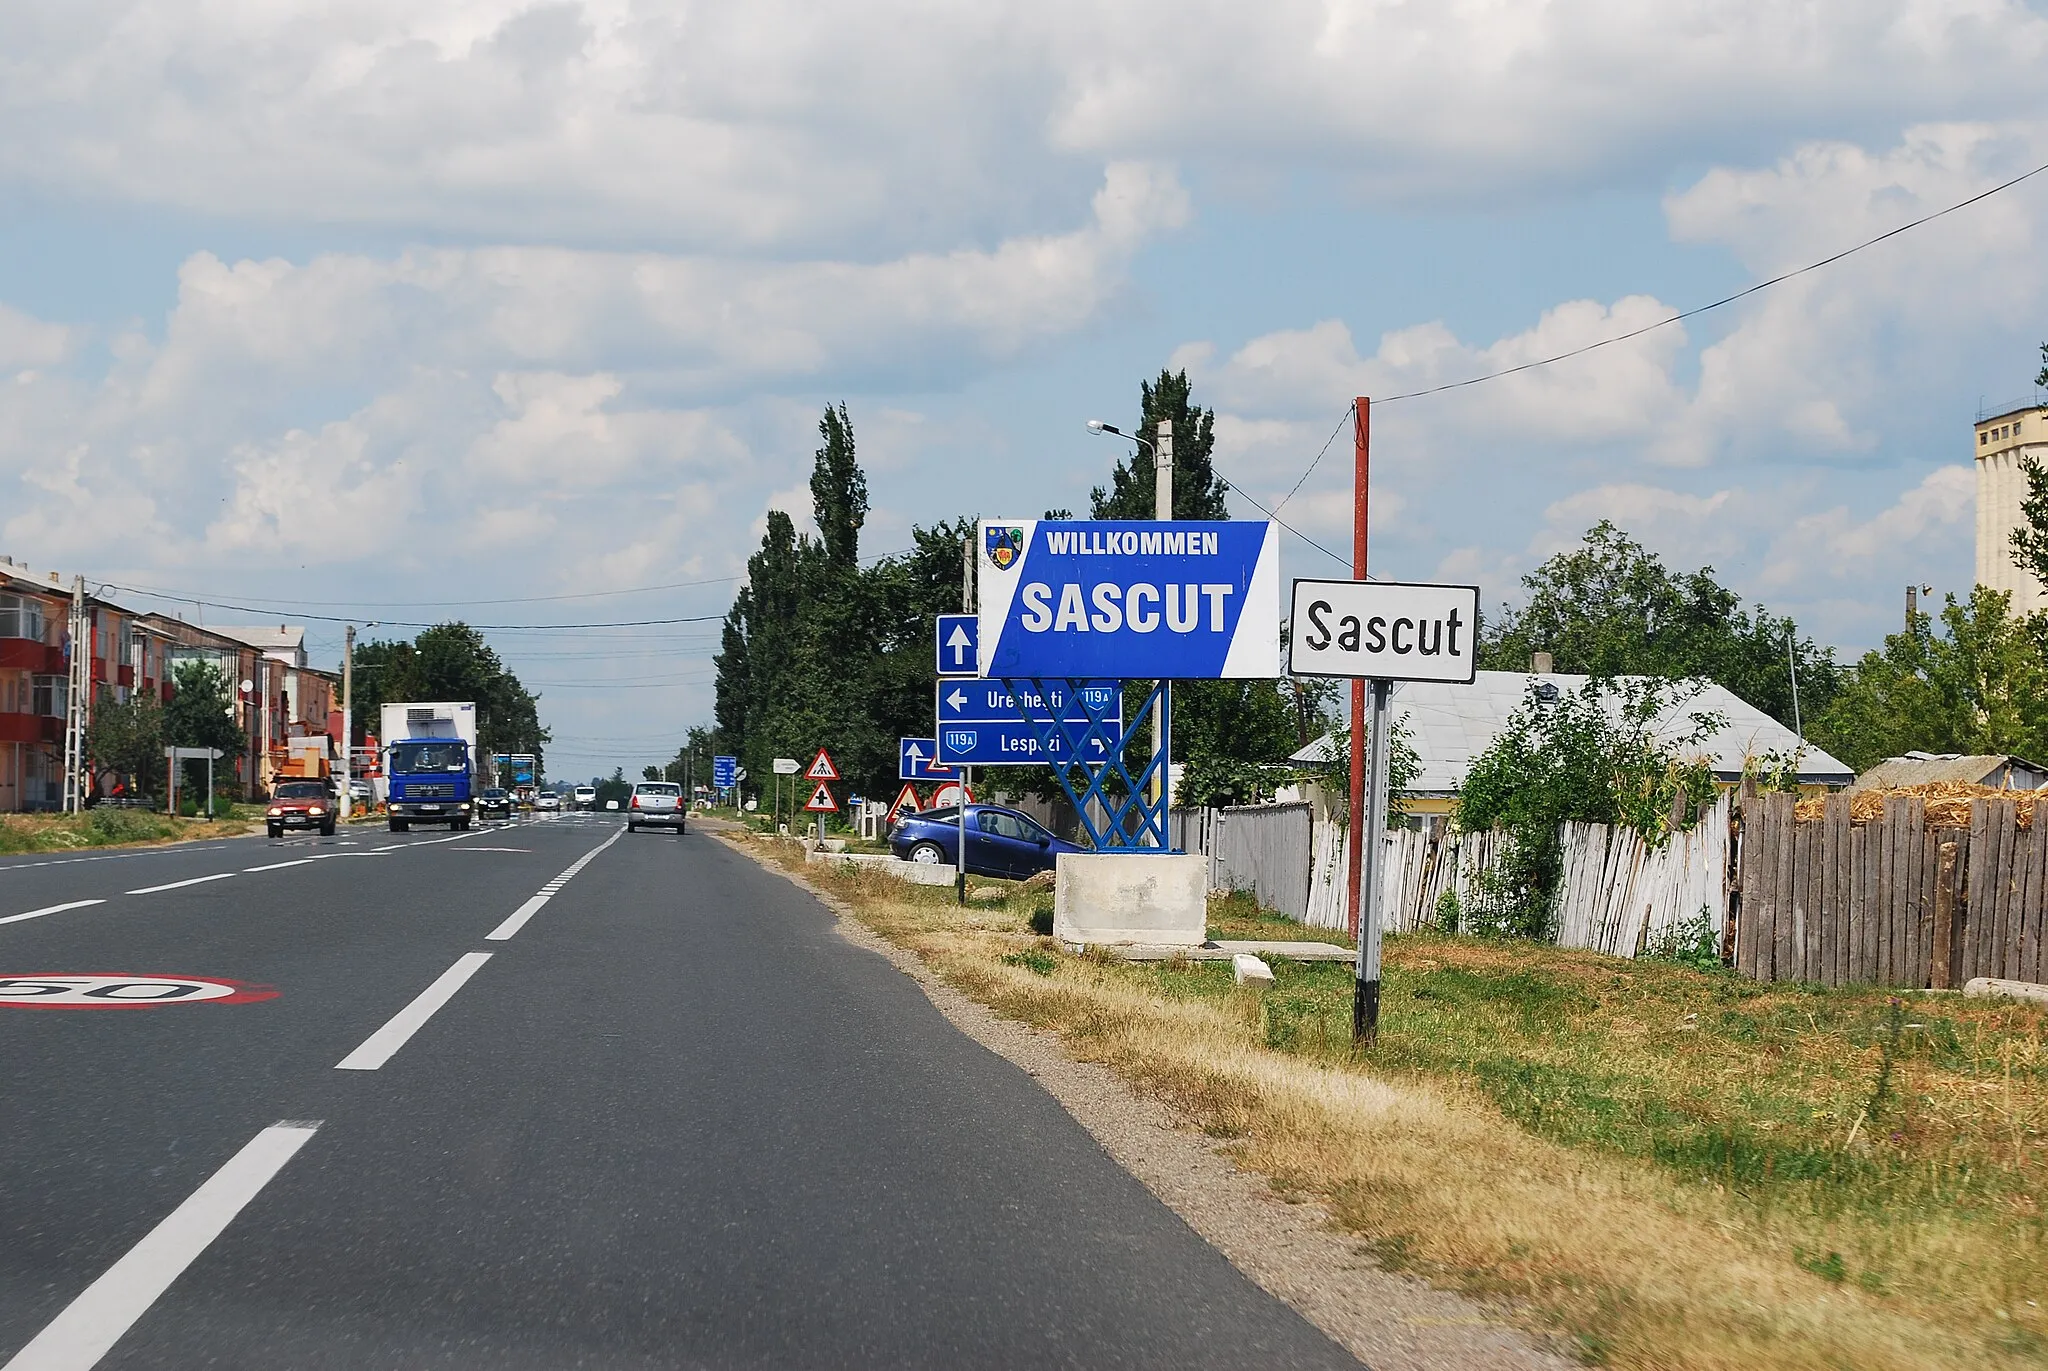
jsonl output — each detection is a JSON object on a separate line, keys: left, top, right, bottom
{"left": 984, "top": 525, "right": 1024, "bottom": 571}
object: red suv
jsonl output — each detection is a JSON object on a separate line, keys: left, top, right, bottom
{"left": 267, "top": 780, "right": 337, "bottom": 838}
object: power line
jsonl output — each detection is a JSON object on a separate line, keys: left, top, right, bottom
{"left": 103, "top": 584, "right": 726, "bottom": 631}
{"left": 1270, "top": 405, "right": 1355, "bottom": 518}
{"left": 1254, "top": 156, "right": 2048, "bottom": 511}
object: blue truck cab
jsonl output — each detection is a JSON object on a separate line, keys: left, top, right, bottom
{"left": 386, "top": 738, "right": 474, "bottom": 832}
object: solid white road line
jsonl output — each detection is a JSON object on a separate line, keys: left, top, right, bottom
{"left": 0, "top": 1121, "right": 321, "bottom": 1371}
{"left": 123, "top": 872, "right": 237, "bottom": 896}
{"left": 242, "top": 859, "right": 315, "bottom": 873}
{"left": 335, "top": 953, "right": 493, "bottom": 1071}
{"left": 0, "top": 900, "right": 106, "bottom": 927}
{"left": 486, "top": 894, "right": 551, "bottom": 942}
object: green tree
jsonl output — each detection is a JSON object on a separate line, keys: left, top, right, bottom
{"left": 642, "top": 765, "right": 662, "bottom": 781}
{"left": 1460, "top": 680, "right": 1722, "bottom": 939}
{"left": 1810, "top": 586, "right": 2048, "bottom": 772}
{"left": 1089, "top": 368, "right": 1230, "bottom": 521}
{"left": 163, "top": 661, "right": 247, "bottom": 797}
{"left": 2008, "top": 456, "right": 2048, "bottom": 590}
{"left": 1479, "top": 520, "right": 1839, "bottom": 729}
{"left": 595, "top": 767, "right": 631, "bottom": 808}
{"left": 811, "top": 403, "right": 867, "bottom": 570}
{"left": 86, "top": 689, "right": 165, "bottom": 797}
{"left": 346, "top": 624, "right": 548, "bottom": 765}
{"left": 664, "top": 726, "right": 717, "bottom": 790}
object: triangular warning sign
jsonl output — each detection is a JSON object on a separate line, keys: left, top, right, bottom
{"left": 806, "top": 748, "right": 840, "bottom": 781}
{"left": 803, "top": 781, "right": 838, "bottom": 812}
{"left": 887, "top": 783, "right": 922, "bottom": 824}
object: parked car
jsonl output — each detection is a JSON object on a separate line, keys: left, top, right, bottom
{"left": 536, "top": 791, "right": 561, "bottom": 811}
{"left": 888, "top": 804, "right": 1081, "bottom": 878}
{"left": 476, "top": 787, "right": 513, "bottom": 820}
{"left": 626, "top": 781, "right": 685, "bottom": 832}
{"left": 574, "top": 786, "right": 598, "bottom": 810}
{"left": 267, "top": 780, "right": 336, "bottom": 838}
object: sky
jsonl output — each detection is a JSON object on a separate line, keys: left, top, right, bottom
{"left": 3, "top": 0, "right": 2047, "bottom": 781}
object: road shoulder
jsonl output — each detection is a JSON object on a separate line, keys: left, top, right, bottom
{"left": 734, "top": 838, "right": 1573, "bottom": 1371}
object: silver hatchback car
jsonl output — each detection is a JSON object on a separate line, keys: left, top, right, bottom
{"left": 626, "top": 781, "right": 685, "bottom": 833}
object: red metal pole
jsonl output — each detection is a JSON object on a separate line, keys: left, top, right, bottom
{"left": 1346, "top": 398, "right": 1369, "bottom": 942}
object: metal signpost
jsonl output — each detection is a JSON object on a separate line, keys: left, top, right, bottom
{"left": 164, "top": 746, "right": 225, "bottom": 820}
{"left": 1288, "top": 576, "right": 1478, "bottom": 1045}
{"left": 771, "top": 756, "right": 799, "bottom": 825}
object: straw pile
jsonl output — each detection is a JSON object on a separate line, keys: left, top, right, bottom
{"left": 1792, "top": 780, "right": 2045, "bottom": 830}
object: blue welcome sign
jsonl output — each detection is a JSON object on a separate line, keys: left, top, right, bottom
{"left": 974, "top": 519, "right": 1281, "bottom": 679}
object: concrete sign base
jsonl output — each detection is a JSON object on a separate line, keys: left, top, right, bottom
{"left": 1053, "top": 853, "right": 1207, "bottom": 947}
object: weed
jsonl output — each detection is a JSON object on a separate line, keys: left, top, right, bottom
{"left": 1794, "top": 1246, "right": 1848, "bottom": 1283}
{"left": 1001, "top": 949, "right": 1057, "bottom": 977}
{"left": 1027, "top": 901, "right": 1054, "bottom": 936}
{"left": 1643, "top": 907, "right": 1723, "bottom": 974}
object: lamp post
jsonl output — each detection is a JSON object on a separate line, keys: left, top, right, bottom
{"left": 1086, "top": 418, "right": 1174, "bottom": 841}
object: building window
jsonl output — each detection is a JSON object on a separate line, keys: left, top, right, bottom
{"left": 31, "top": 674, "right": 65, "bottom": 719}
{"left": 1983, "top": 431, "right": 1991, "bottom": 445}
{"left": 0, "top": 594, "right": 46, "bottom": 642}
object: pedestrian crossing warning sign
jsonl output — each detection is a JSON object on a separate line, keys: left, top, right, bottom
{"left": 805, "top": 749, "right": 840, "bottom": 781}
{"left": 803, "top": 782, "right": 838, "bottom": 812}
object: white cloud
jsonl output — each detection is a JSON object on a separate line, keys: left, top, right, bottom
{"left": 4, "top": 0, "right": 2043, "bottom": 248}
{"left": 1760, "top": 464, "right": 1976, "bottom": 590}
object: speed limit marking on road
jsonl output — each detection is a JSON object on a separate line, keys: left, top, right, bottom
{"left": 0, "top": 975, "right": 279, "bottom": 1008}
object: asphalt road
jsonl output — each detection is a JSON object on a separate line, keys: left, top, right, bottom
{"left": 0, "top": 814, "right": 1358, "bottom": 1369}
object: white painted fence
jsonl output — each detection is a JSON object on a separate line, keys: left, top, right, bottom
{"left": 1299, "top": 797, "right": 1727, "bottom": 951}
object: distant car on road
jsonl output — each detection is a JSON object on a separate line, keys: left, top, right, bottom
{"left": 267, "top": 780, "right": 337, "bottom": 838}
{"left": 888, "top": 804, "right": 1081, "bottom": 879}
{"left": 627, "top": 781, "right": 685, "bottom": 833}
{"left": 536, "top": 791, "right": 561, "bottom": 811}
{"left": 574, "top": 786, "right": 598, "bottom": 810}
{"left": 476, "top": 787, "right": 513, "bottom": 820}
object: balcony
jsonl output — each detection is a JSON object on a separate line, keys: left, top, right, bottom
{"left": 0, "top": 639, "right": 63, "bottom": 674}
{"left": 0, "top": 713, "right": 60, "bottom": 745}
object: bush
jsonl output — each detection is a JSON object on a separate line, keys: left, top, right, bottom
{"left": 87, "top": 808, "right": 173, "bottom": 843}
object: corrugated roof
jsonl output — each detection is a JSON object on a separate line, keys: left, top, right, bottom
{"left": 1291, "top": 671, "right": 1853, "bottom": 793}
{"left": 1850, "top": 754, "right": 2047, "bottom": 791}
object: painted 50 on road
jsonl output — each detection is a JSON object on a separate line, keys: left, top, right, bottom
{"left": 976, "top": 519, "right": 1281, "bottom": 679}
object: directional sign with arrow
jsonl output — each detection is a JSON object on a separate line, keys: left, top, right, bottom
{"left": 935, "top": 614, "right": 978, "bottom": 677}
{"left": 935, "top": 680, "right": 1121, "bottom": 726}
{"left": 899, "top": 737, "right": 955, "bottom": 783}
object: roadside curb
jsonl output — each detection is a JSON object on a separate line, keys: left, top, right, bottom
{"left": 718, "top": 833, "right": 1573, "bottom": 1371}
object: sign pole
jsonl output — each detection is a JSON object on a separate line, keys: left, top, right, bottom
{"left": 1356, "top": 678, "right": 1391, "bottom": 1044}
{"left": 1152, "top": 418, "right": 1173, "bottom": 841}
{"left": 959, "top": 536, "right": 972, "bottom": 902}
{"left": 1345, "top": 398, "right": 1370, "bottom": 941}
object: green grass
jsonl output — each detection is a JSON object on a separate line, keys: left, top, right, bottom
{"left": 0, "top": 807, "right": 236, "bottom": 853}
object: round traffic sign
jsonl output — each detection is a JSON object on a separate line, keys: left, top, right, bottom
{"left": 0, "top": 975, "right": 279, "bottom": 1009}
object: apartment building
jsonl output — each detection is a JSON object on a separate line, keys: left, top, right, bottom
{"left": 0, "top": 556, "right": 337, "bottom": 811}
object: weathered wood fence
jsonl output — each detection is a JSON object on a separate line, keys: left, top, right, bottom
{"left": 1733, "top": 791, "right": 2047, "bottom": 989}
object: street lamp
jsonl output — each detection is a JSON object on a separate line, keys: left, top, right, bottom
{"left": 1086, "top": 419, "right": 1154, "bottom": 457}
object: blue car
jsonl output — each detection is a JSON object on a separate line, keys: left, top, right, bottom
{"left": 888, "top": 804, "right": 1084, "bottom": 879}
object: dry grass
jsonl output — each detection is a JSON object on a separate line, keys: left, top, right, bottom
{"left": 1794, "top": 780, "right": 2046, "bottom": 828}
{"left": 736, "top": 834, "right": 2048, "bottom": 1370}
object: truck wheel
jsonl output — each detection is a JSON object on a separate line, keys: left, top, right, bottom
{"left": 454, "top": 818, "right": 470, "bottom": 831}
{"left": 389, "top": 818, "right": 409, "bottom": 833}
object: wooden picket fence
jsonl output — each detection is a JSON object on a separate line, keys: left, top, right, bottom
{"left": 1733, "top": 790, "right": 2048, "bottom": 989}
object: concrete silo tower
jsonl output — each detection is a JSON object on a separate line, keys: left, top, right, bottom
{"left": 1975, "top": 404, "right": 2048, "bottom": 614}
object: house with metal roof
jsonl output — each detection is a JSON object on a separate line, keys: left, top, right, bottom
{"left": 1290, "top": 671, "right": 1854, "bottom": 815}
{"left": 1849, "top": 752, "right": 2047, "bottom": 792}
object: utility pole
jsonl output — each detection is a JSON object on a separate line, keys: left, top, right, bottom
{"left": 339, "top": 624, "right": 355, "bottom": 820}
{"left": 62, "top": 575, "right": 88, "bottom": 813}
{"left": 1346, "top": 397, "right": 1390, "bottom": 1046}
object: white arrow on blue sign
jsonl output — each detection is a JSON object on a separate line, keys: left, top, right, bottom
{"left": 935, "top": 679, "right": 1121, "bottom": 726}
{"left": 899, "top": 737, "right": 956, "bottom": 782}
{"left": 935, "top": 614, "right": 978, "bottom": 677}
